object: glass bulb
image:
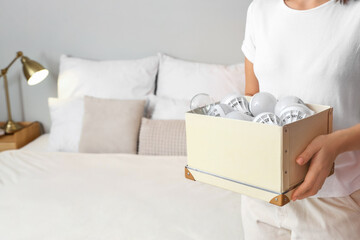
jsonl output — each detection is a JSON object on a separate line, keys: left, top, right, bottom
{"left": 249, "top": 92, "right": 277, "bottom": 116}
{"left": 190, "top": 93, "right": 214, "bottom": 115}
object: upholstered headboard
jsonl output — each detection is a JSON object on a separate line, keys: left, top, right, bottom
{"left": 0, "top": 0, "right": 252, "bottom": 131}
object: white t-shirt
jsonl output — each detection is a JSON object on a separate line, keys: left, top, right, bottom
{"left": 242, "top": 0, "right": 360, "bottom": 197}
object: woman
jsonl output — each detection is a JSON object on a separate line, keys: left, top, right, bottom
{"left": 242, "top": 0, "right": 360, "bottom": 239}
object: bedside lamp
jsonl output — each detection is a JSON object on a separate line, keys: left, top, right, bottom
{"left": 0, "top": 51, "right": 49, "bottom": 134}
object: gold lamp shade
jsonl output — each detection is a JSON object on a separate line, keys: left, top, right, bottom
{"left": 21, "top": 56, "right": 49, "bottom": 85}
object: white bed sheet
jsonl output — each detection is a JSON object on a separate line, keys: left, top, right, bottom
{"left": 0, "top": 150, "right": 244, "bottom": 239}
{"left": 21, "top": 134, "right": 51, "bottom": 152}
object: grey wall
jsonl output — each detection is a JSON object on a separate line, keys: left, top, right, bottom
{"left": 0, "top": 0, "right": 251, "bottom": 132}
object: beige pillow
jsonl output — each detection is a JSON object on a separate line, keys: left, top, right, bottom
{"left": 79, "top": 96, "right": 145, "bottom": 153}
{"left": 138, "top": 118, "right": 187, "bottom": 156}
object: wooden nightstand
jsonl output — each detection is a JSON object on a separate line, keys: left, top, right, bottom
{"left": 0, "top": 122, "right": 42, "bottom": 152}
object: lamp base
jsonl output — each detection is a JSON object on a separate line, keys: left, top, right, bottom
{"left": 3, "top": 120, "right": 23, "bottom": 134}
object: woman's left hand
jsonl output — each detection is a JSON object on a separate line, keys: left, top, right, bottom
{"left": 291, "top": 133, "right": 340, "bottom": 201}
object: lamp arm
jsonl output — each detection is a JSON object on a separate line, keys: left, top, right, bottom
{"left": 0, "top": 51, "right": 23, "bottom": 126}
{"left": 0, "top": 51, "right": 23, "bottom": 77}
{"left": 2, "top": 73, "right": 13, "bottom": 122}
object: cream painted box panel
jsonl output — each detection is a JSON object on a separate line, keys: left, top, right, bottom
{"left": 185, "top": 103, "right": 333, "bottom": 206}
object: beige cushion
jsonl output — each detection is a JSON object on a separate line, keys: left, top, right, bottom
{"left": 138, "top": 118, "right": 187, "bottom": 156}
{"left": 79, "top": 96, "right": 145, "bottom": 153}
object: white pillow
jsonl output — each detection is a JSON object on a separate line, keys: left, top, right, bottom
{"left": 156, "top": 53, "right": 245, "bottom": 101}
{"left": 147, "top": 95, "right": 190, "bottom": 120}
{"left": 48, "top": 97, "right": 84, "bottom": 152}
{"left": 57, "top": 55, "right": 159, "bottom": 99}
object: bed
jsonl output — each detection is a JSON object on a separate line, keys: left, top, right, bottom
{"left": 0, "top": 53, "right": 246, "bottom": 239}
{"left": 0, "top": 136, "right": 243, "bottom": 239}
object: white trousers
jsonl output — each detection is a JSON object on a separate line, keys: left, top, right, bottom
{"left": 241, "top": 190, "right": 360, "bottom": 240}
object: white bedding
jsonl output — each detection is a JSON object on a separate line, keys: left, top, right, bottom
{"left": 20, "top": 134, "right": 51, "bottom": 152}
{"left": 0, "top": 150, "right": 244, "bottom": 239}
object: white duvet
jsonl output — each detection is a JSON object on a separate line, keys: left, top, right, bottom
{"left": 0, "top": 150, "right": 243, "bottom": 240}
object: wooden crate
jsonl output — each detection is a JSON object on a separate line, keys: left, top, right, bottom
{"left": 185, "top": 103, "right": 333, "bottom": 206}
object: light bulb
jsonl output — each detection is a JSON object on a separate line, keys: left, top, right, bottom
{"left": 249, "top": 92, "right": 277, "bottom": 116}
{"left": 225, "top": 111, "right": 254, "bottom": 121}
{"left": 221, "top": 93, "right": 252, "bottom": 116}
{"left": 279, "top": 104, "right": 314, "bottom": 125}
{"left": 190, "top": 93, "right": 214, "bottom": 115}
{"left": 274, "top": 96, "right": 305, "bottom": 117}
{"left": 208, "top": 103, "right": 234, "bottom": 117}
{"left": 27, "top": 69, "right": 49, "bottom": 86}
{"left": 253, "top": 112, "right": 281, "bottom": 126}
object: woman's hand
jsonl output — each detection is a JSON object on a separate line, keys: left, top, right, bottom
{"left": 291, "top": 133, "right": 340, "bottom": 201}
